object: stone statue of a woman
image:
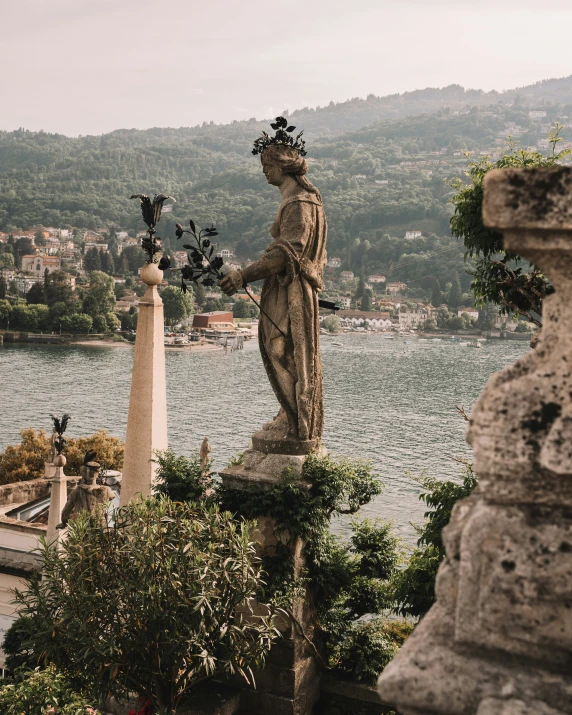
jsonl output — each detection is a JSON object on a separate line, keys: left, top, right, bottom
{"left": 220, "top": 122, "right": 327, "bottom": 454}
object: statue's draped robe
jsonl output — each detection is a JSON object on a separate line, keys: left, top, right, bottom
{"left": 258, "top": 192, "right": 327, "bottom": 442}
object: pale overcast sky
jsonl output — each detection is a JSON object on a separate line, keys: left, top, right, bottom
{"left": 2, "top": 0, "right": 572, "bottom": 136}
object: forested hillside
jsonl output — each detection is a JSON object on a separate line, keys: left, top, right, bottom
{"left": 1, "top": 75, "right": 572, "bottom": 291}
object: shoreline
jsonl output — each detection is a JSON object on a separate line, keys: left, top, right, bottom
{"left": 73, "top": 339, "right": 225, "bottom": 352}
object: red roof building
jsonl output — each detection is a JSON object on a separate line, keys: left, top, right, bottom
{"left": 192, "top": 311, "right": 234, "bottom": 329}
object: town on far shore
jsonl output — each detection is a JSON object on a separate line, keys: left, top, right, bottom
{"left": 0, "top": 224, "right": 533, "bottom": 349}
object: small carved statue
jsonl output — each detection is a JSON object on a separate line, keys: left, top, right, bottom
{"left": 220, "top": 118, "right": 327, "bottom": 453}
{"left": 200, "top": 436, "right": 211, "bottom": 477}
{"left": 58, "top": 461, "right": 114, "bottom": 528}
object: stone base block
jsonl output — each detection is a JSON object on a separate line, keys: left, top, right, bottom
{"left": 377, "top": 605, "right": 572, "bottom": 715}
{"left": 251, "top": 431, "right": 320, "bottom": 455}
{"left": 238, "top": 669, "right": 321, "bottom": 715}
{"left": 455, "top": 500, "right": 572, "bottom": 664}
{"left": 318, "top": 673, "right": 396, "bottom": 715}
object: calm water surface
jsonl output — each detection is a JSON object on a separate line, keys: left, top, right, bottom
{"left": 0, "top": 336, "right": 529, "bottom": 543}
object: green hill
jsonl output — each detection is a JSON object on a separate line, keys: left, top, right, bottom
{"left": 2, "top": 75, "right": 572, "bottom": 295}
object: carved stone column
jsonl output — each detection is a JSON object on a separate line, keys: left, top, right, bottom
{"left": 377, "top": 166, "right": 572, "bottom": 715}
{"left": 120, "top": 263, "right": 168, "bottom": 505}
{"left": 219, "top": 463, "right": 321, "bottom": 715}
{"left": 46, "top": 454, "right": 67, "bottom": 543}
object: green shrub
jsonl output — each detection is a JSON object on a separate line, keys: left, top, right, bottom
{"left": 391, "top": 464, "right": 477, "bottom": 617}
{"left": 328, "top": 618, "right": 414, "bottom": 684}
{"left": 152, "top": 448, "right": 213, "bottom": 503}
{"left": 0, "top": 664, "right": 100, "bottom": 714}
{"left": 14, "top": 497, "right": 277, "bottom": 714}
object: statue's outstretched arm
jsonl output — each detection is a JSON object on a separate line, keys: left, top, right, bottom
{"left": 220, "top": 250, "right": 286, "bottom": 296}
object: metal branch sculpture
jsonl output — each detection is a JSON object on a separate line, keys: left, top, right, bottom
{"left": 130, "top": 193, "right": 175, "bottom": 264}
{"left": 175, "top": 220, "right": 223, "bottom": 291}
{"left": 50, "top": 413, "right": 71, "bottom": 456}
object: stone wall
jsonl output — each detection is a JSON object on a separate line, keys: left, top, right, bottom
{"left": 377, "top": 167, "right": 572, "bottom": 715}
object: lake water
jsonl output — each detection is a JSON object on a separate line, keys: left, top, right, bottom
{"left": 0, "top": 336, "right": 529, "bottom": 544}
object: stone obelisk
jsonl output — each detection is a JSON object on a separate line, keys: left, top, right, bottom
{"left": 120, "top": 263, "right": 168, "bottom": 505}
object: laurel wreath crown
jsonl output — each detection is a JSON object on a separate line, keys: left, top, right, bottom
{"left": 252, "top": 116, "right": 307, "bottom": 156}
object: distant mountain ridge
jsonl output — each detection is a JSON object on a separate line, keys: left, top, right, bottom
{"left": 1, "top": 74, "right": 572, "bottom": 299}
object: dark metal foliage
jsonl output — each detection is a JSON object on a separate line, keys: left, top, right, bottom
{"left": 50, "top": 413, "right": 71, "bottom": 456}
{"left": 130, "top": 193, "right": 175, "bottom": 264}
{"left": 252, "top": 116, "right": 307, "bottom": 156}
{"left": 174, "top": 220, "right": 223, "bottom": 292}
{"left": 83, "top": 450, "right": 97, "bottom": 465}
{"left": 318, "top": 298, "right": 340, "bottom": 311}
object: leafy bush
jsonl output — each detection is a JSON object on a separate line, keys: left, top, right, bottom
{"left": 217, "top": 453, "right": 403, "bottom": 674}
{"left": 14, "top": 497, "right": 277, "bottom": 714}
{"left": 0, "top": 664, "right": 100, "bottom": 715}
{"left": 322, "top": 315, "right": 341, "bottom": 332}
{"left": 152, "top": 448, "right": 212, "bottom": 503}
{"left": 328, "top": 618, "right": 414, "bottom": 684}
{"left": 392, "top": 464, "right": 477, "bottom": 617}
{"left": 2, "top": 614, "right": 43, "bottom": 673}
{"left": 0, "top": 428, "right": 124, "bottom": 483}
{"left": 514, "top": 321, "right": 535, "bottom": 333}
{"left": 449, "top": 134, "right": 571, "bottom": 325}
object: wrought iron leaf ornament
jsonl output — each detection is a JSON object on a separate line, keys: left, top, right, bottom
{"left": 174, "top": 220, "right": 225, "bottom": 291}
{"left": 130, "top": 193, "right": 175, "bottom": 263}
{"left": 252, "top": 116, "right": 307, "bottom": 156}
{"left": 50, "top": 413, "right": 71, "bottom": 456}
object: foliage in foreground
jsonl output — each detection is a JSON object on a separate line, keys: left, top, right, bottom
{"left": 449, "top": 130, "right": 571, "bottom": 325}
{"left": 328, "top": 618, "right": 413, "bottom": 684}
{"left": 392, "top": 464, "right": 478, "bottom": 617}
{"left": 217, "top": 453, "right": 411, "bottom": 680}
{"left": 0, "top": 664, "right": 100, "bottom": 715}
{"left": 12, "top": 497, "right": 277, "bottom": 713}
{"left": 0, "top": 428, "right": 124, "bottom": 483}
{"left": 152, "top": 448, "right": 213, "bottom": 503}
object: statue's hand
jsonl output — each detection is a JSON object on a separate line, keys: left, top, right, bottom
{"left": 219, "top": 270, "right": 243, "bottom": 296}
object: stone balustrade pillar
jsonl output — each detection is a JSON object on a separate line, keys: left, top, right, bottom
{"left": 219, "top": 458, "right": 321, "bottom": 715}
{"left": 46, "top": 454, "right": 67, "bottom": 543}
{"left": 120, "top": 263, "right": 168, "bottom": 505}
{"left": 377, "top": 166, "right": 572, "bottom": 715}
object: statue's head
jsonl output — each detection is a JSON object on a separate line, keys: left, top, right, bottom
{"left": 261, "top": 144, "right": 308, "bottom": 187}
{"left": 81, "top": 461, "right": 100, "bottom": 485}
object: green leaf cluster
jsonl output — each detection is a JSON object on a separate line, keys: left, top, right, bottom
{"left": 392, "top": 464, "right": 477, "bottom": 617}
{"left": 11, "top": 497, "right": 277, "bottom": 713}
{"left": 0, "top": 664, "right": 100, "bottom": 715}
{"left": 449, "top": 130, "right": 571, "bottom": 324}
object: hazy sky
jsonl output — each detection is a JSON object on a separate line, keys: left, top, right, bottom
{"left": 3, "top": 0, "right": 572, "bottom": 136}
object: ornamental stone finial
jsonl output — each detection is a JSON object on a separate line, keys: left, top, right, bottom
{"left": 377, "top": 166, "right": 572, "bottom": 715}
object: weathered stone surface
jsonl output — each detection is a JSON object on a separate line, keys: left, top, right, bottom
{"left": 455, "top": 501, "right": 572, "bottom": 663}
{"left": 60, "top": 462, "right": 114, "bottom": 528}
{"left": 0, "top": 478, "right": 50, "bottom": 506}
{"left": 220, "top": 450, "right": 320, "bottom": 715}
{"left": 242, "top": 448, "right": 308, "bottom": 476}
{"left": 121, "top": 263, "right": 168, "bottom": 504}
{"left": 482, "top": 166, "right": 572, "bottom": 230}
{"left": 477, "top": 698, "right": 568, "bottom": 715}
{"left": 378, "top": 167, "right": 572, "bottom": 713}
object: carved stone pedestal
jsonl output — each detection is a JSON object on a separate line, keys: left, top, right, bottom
{"left": 377, "top": 167, "right": 572, "bottom": 714}
{"left": 220, "top": 450, "right": 321, "bottom": 715}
